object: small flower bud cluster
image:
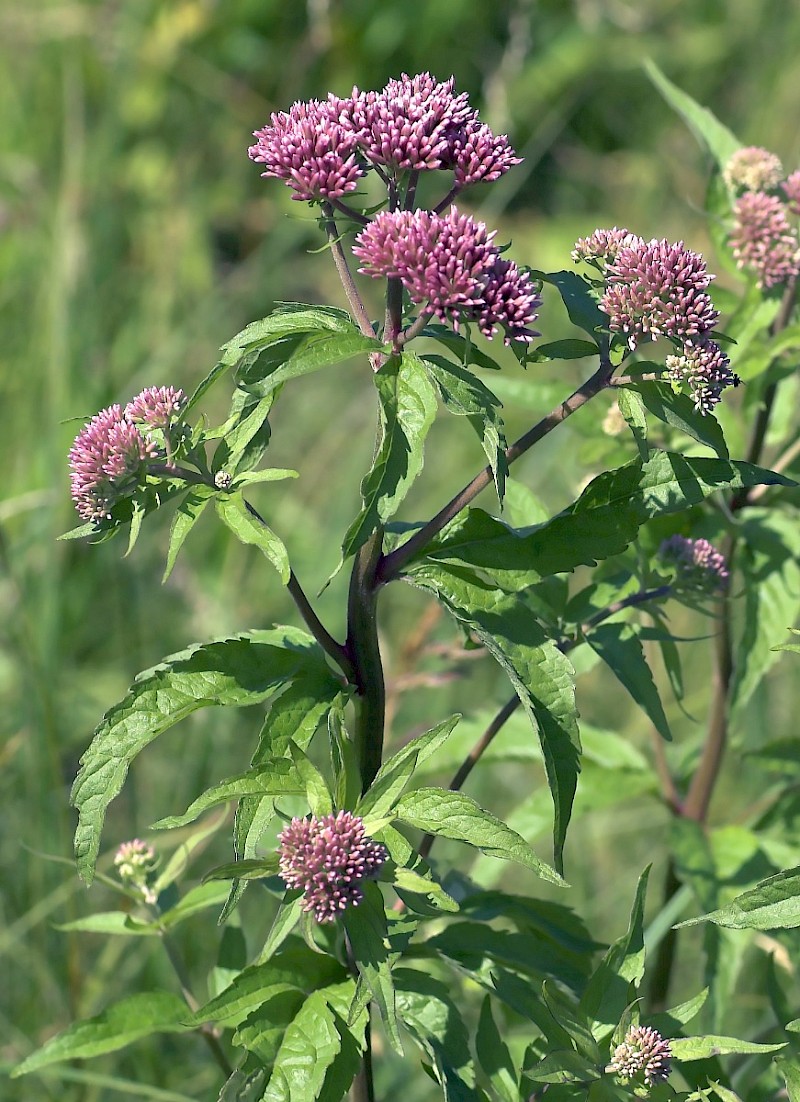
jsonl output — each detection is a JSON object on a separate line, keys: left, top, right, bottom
{"left": 354, "top": 207, "right": 540, "bottom": 344}
{"left": 607, "top": 1025, "right": 672, "bottom": 1087}
{"left": 114, "top": 839, "right": 158, "bottom": 904}
{"left": 68, "top": 387, "right": 186, "bottom": 521}
{"left": 574, "top": 229, "right": 737, "bottom": 413}
{"left": 249, "top": 73, "right": 519, "bottom": 203}
{"left": 278, "top": 811, "right": 387, "bottom": 923}
{"left": 659, "top": 534, "right": 729, "bottom": 592}
{"left": 722, "top": 147, "right": 800, "bottom": 289}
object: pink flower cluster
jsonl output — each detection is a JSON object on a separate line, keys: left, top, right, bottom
{"left": 607, "top": 1025, "right": 672, "bottom": 1087}
{"left": 574, "top": 229, "right": 737, "bottom": 412}
{"left": 659, "top": 534, "right": 729, "bottom": 591}
{"left": 278, "top": 811, "right": 387, "bottom": 923}
{"left": 722, "top": 146, "right": 800, "bottom": 289}
{"left": 248, "top": 73, "right": 519, "bottom": 202}
{"left": 68, "top": 386, "right": 185, "bottom": 522}
{"left": 354, "top": 207, "right": 540, "bottom": 343}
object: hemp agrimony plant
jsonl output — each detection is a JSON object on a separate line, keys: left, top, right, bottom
{"left": 15, "top": 67, "right": 800, "bottom": 1102}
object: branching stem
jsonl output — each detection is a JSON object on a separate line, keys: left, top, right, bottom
{"left": 320, "top": 203, "right": 377, "bottom": 341}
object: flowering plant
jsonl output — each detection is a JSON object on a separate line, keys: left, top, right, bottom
{"left": 14, "top": 68, "right": 800, "bottom": 1102}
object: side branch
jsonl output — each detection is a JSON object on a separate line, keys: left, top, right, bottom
{"left": 320, "top": 203, "right": 377, "bottom": 341}
{"left": 378, "top": 356, "right": 615, "bottom": 582}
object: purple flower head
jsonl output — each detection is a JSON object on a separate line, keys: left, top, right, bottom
{"left": 69, "top": 405, "right": 157, "bottom": 521}
{"left": 782, "top": 170, "right": 800, "bottom": 217}
{"left": 572, "top": 227, "right": 644, "bottom": 268}
{"left": 730, "top": 191, "right": 800, "bottom": 288}
{"left": 607, "top": 1025, "right": 672, "bottom": 1087}
{"left": 353, "top": 207, "right": 539, "bottom": 343}
{"left": 600, "top": 238, "right": 719, "bottom": 349}
{"left": 659, "top": 534, "right": 729, "bottom": 592}
{"left": 665, "top": 337, "right": 740, "bottom": 414}
{"left": 125, "top": 386, "right": 186, "bottom": 429}
{"left": 278, "top": 811, "right": 387, "bottom": 923}
{"left": 724, "top": 146, "right": 784, "bottom": 193}
{"left": 348, "top": 72, "right": 473, "bottom": 173}
{"left": 442, "top": 118, "right": 521, "bottom": 187}
{"left": 249, "top": 95, "right": 365, "bottom": 202}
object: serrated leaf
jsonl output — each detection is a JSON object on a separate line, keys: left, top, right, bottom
{"left": 524, "top": 1049, "right": 600, "bottom": 1085}
{"left": 342, "top": 883, "right": 403, "bottom": 1055}
{"left": 202, "top": 857, "right": 281, "bottom": 882}
{"left": 391, "top": 866, "right": 459, "bottom": 912}
{"left": 581, "top": 866, "right": 649, "bottom": 1037}
{"left": 670, "top": 1035, "right": 785, "bottom": 1059}
{"left": 71, "top": 627, "right": 326, "bottom": 883}
{"left": 542, "top": 980, "right": 600, "bottom": 1061}
{"left": 53, "top": 912, "right": 159, "bottom": 937}
{"left": 617, "top": 387, "right": 649, "bottom": 460}
{"left": 395, "top": 968, "right": 478, "bottom": 1100}
{"left": 357, "top": 713, "right": 461, "bottom": 820}
{"left": 163, "top": 486, "right": 215, "bottom": 581}
{"left": 420, "top": 322, "right": 504, "bottom": 370}
{"left": 403, "top": 564, "right": 579, "bottom": 871}
{"left": 475, "top": 996, "right": 518, "bottom": 1102}
{"left": 215, "top": 492, "right": 290, "bottom": 583}
{"left": 644, "top": 60, "right": 741, "bottom": 170}
{"left": 731, "top": 511, "right": 800, "bottom": 717}
{"left": 776, "top": 1055, "right": 800, "bottom": 1102}
{"left": 212, "top": 390, "right": 275, "bottom": 476}
{"left": 531, "top": 270, "right": 607, "bottom": 341}
{"left": 158, "top": 881, "right": 231, "bottom": 927}
{"left": 532, "top": 338, "right": 599, "bottom": 361}
{"left": 423, "top": 354, "right": 508, "bottom": 497}
{"left": 394, "top": 787, "right": 564, "bottom": 885}
{"left": 152, "top": 759, "right": 304, "bottom": 830}
{"left": 586, "top": 622, "right": 672, "bottom": 741}
{"left": 257, "top": 895, "right": 306, "bottom": 963}
{"left": 232, "top": 989, "right": 306, "bottom": 1065}
{"left": 416, "top": 453, "right": 792, "bottom": 589}
{"left": 239, "top": 332, "right": 384, "bottom": 397}
{"left": 12, "top": 992, "right": 190, "bottom": 1076}
{"left": 289, "top": 741, "right": 334, "bottom": 816}
{"left": 649, "top": 989, "right": 709, "bottom": 1037}
{"left": 340, "top": 353, "right": 438, "bottom": 564}
{"left": 259, "top": 990, "right": 343, "bottom": 1102}
{"left": 676, "top": 866, "right": 800, "bottom": 930}
{"left": 232, "top": 468, "right": 298, "bottom": 488}
{"left": 626, "top": 379, "right": 729, "bottom": 459}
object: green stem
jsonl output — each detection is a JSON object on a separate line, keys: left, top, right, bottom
{"left": 378, "top": 355, "right": 614, "bottom": 583}
{"left": 320, "top": 203, "right": 377, "bottom": 341}
{"left": 346, "top": 528, "right": 386, "bottom": 792}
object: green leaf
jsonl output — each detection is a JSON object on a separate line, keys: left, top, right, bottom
{"left": 215, "top": 492, "right": 290, "bottom": 583}
{"left": 342, "top": 883, "right": 403, "bottom": 1055}
{"left": 616, "top": 387, "right": 649, "bottom": 461}
{"left": 12, "top": 992, "right": 190, "bottom": 1076}
{"left": 202, "top": 857, "right": 281, "bottom": 882}
{"left": 151, "top": 759, "right": 304, "bottom": 830}
{"left": 586, "top": 623, "right": 672, "bottom": 741}
{"left": 644, "top": 60, "right": 741, "bottom": 170}
{"left": 256, "top": 896, "right": 306, "bottom": 963}
{"left": 416, "top": 453, "right": 792, "bottom": 589}
{"left": 163, "top": 486, "right": 215, "bottom": 582}
{"left": 676, "top": 866, "right": 800, "bottom": 930}
{"left": 669, "top": 1035, "right": 785, "bottom": 1059}
{"left": 232, "top": 468, "right": 298, "bottom": 488}
{"left": 731, "top": 511, "right": 800, "bottom": 717}
{"left": 71, "top": 627, "right": 326, "bottom": 883}
{"left": 423, "top": 354, "right": 508, "bottom": 497}
{"left": 158, "top": 881, "right": 231, "bottom": 927}
{"left": 393, "top": 787, "right": 564, "bottom": 885}
{"left": 532, "top": 338, "right": 600, "bottom": 361}
{"left": 531, "top": 270, "right": 606, "bottom": 341}
{"left": 212, "top": 389, "right": 275, "bottom": 476}
{"left": 524, "top": 1049, "right": 601, "bottom": 1085}
{"left": 581, "top": 866, "right": 650, "bottom": 1037}
{"left": 340, "top": 353, "right": 438, "bottom": 564}
{"left": 475, "top": 996, "right": 518, "bottom": 1102}
{"left": 542, "top": 980, "right": 600, "bottom": 1060}
{"left": 403, "top": 563, "right": 579, "bottom": 871}
{"left": 649, "top": 989, "right": 709, "bottom": 1037}
{"left": 357, "top": 713, "right": 461, "bottom": 820}
{"left": 232, "top": 989, "right": 306, "bottom": 1066}
{"left": 391, "top": 866, "right": 459, "bottom": 912}
{"left": 627, "top": 378, "right": 729, "bottom": 459}
{"left": 395, "top": 968, "right": 478, "bottom": 1100}
{"left": 289, "top": 741, "right": 334, "bottom": 816}
{"left": 259, "top": 990, "right": 343, "bottom": 1102}
{"left": 775, "top": 1055, "right": 800, "bottom": 1102}
{"left": 420, "top": 322, "right": 504, "bottom": 371}
{"left": 239, "top": 331, "right": 384, "bottom": 397}
{"left": 53, "top": 912, "right": 159, "bottom": 937}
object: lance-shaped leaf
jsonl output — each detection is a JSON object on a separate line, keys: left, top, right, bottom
{"left": 394, "top": 787, "right": 564, "bottom": 885}
{"left": 404, "top": 562, "right": 579, "bottom": 871}
{"left": 644, "top": 60, "right": 741, "bottom": 171}
{"left": 342, "top": 883, "right": 404, "bottom": 1054}
{"left": 624, "top": 377, "right": 729, "bottom": 459}
{"left": 340, "top": 353, "right": 438, "bottom": 564}
{"left": 422, "top": 353, "right": 508, "bottom": 497}
{"left": 731, "top": 512, "right": 800, "bottom": 719}
{"left": 12, "top": 992, "right": 190, "bottom": 1076}
{"left": 676, "top": 866, "right": 800, "bottom": 931}
{"left": 212, "top": 388, "right": 275, "bottom": 476}
{"left": 71, "top": 627, "right": 328, "bottom": 883}
{"left": 163, "top": 485, "right": 216, "bottom": 582}
{"left": 357, "top": 713, "right": 461, "bottom": 820}
{"left": 475, "top": 995, "right": 519, "bottom": 1102}
{"left": 670, "top": 1036, "right": 785, "bottom": 1060}
{"left": 415, "top": 453, "right": 792, "bottom": 589}
{"left": 581, "top": 866, "right": 650, "bottom": 1037}
{"left": 151, "top": 759, "right": 304, "bottom": 830}
{"left": 530, "top": 270, "right": 606, "bottom": 341}
{"left": 258, "top": 990, "right": 343, "bottom": 1102}
{"left": 216, "top": 492, "right": 290, "bottom": 583}
{"left": 586, "top": 622, "right": 672, "bottom": 742}
{"left": 395, "top": 968, "right": 479, "bottom": 1100}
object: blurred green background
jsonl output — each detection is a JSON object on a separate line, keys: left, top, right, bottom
{"left": 3, "top": 1, "right": 800, "bottom": 1098}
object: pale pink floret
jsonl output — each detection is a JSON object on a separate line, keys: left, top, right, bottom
{"left": 607, "top": 1025, "right": 672, "bottom": 1086}
{"left": 782, "top": 170, "right": 800, "bottom": 216}
{"left": 665, "top": 338, "right": 739, "bottom": 414}
{"left": 730, "top": 191, "right": 800, "bottom": 288}
{"left": 69, "top": 405, "right": 156, "bottom": 521}
{"left": 659, "top": 534, "right": 729, "bottom": 591}
{"left": 571, "top": 227, "right": 644, "bottom": 267}
{"left": 278, "top": 811, "right": 387, "bottom": 923}
{"left": 600, "top": 238, "right": 719, "bottom": 349}
{"left": 723, "top": 146, "right": 784, "bottom": 192}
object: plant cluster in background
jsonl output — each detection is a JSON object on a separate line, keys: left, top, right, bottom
{"left": 8, "top": 57, "right": 800, "bottom": 1102}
